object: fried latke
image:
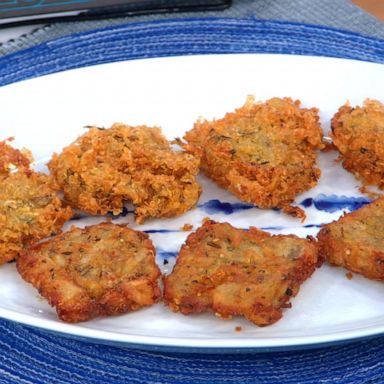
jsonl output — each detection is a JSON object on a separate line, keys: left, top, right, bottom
{"left": 0, "top": 139, "right": 72, "bottom": 265}
{"left": 184, "top": 97, "right": 324, "bottom": 219}
{"left": 318, "top": 196, "right": 384, "bottom": 281}
{"left": 48, "top": 124, "right": 201, "bottom": 224}
{"left": 17, "top": 223, "right": 161, "bottom": 322}
{"left": 0, "top": 171, "right": 73, "bottom": 264}
{"left": 331, "top": 99, "right": 384, "bottom": 189}
{"left": 164, "top": 221, "right": 320, "bottom": 326}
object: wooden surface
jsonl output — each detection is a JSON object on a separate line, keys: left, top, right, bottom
{"left": 352, "top": 0, "right": 384, "bottom": 21}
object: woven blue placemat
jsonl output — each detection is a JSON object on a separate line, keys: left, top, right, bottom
{"left": 0, "top": 17, "right": 383, "bottom": 87}
{"left": 1, "top": 317, "right": 384, "bottom": 384}
{"left": 0, "top": 17, "right": 384, "bottom": 384}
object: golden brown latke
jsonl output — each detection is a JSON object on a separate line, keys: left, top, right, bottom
{"left": 0, "top": 171, "right": 73, "bottom": 265}
{"left": 318, "top": 196, "right": 384, "bottom": 281}
{"left": 48, "top": 124, "right": 201, "bottom": 224}
{"left": 17, "top": 223, "right": 161, "bottom": 323}
{"left": 164, "top": 221, "right": 320, "bottom": 326}
{"left": 184, "top": 97, "right": 324, "bottom": 219}
{"left": 0, "top": 139, "right": 72, "bottom": 265}
{"left": 331, "top": 99, "right": 384, "bottom": 189}
{"left": 0, "top": 138, "right": 31, "bottom": 176}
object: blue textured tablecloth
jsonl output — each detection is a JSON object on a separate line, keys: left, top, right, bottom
{"left": 1, "top": 2, "right": 384, "bottom": 383}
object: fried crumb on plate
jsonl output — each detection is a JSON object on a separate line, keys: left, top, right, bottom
{"left": 184, "top": 96, "right": 324, "bottom": 220}
{"left": 346, "top": 272, "right": 353, "bottom": 280}
{"left": 48, "top": 124, "right": 201, "bottom": 224}
{"left": 17, "top": 222, "right": 161, "bottom": 323}
{"left": 181, "top": 223, "right": 193, "bottom": 231}
{"left": 164, "top": 220, "right": 320, "bottom": 326}
{"left": 331, "top": 99, "right": 384, "bottom": 190}
{"left": 0, "top": 140, "right": 72, "bottom": 265}
{"left": 318, "top": 196, "right": 384, "bottom": 281}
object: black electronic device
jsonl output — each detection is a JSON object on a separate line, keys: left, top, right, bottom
{"left": 0, "top": 0, "right": 231, "bottom": 27}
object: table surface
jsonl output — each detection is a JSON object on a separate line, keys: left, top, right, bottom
{"left": 352, "top": 0, "right": 384, "bottom": 20}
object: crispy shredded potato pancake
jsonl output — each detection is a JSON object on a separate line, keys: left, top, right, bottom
{"left": 331, "top": 99, "right": 384, "bottom": 190}
{"left": 184, "top": 97, "right": 324, "bottom": 220}
{"left": 164, "top": 221, "right": 320, "bottom": 326}
{"left": 318, "top": 197, "right": 384, "bottom": 281}
{"left": 0, "top": 138, "right": 31, "bottom": 176}
{"left": 48, "top": 124, "right": 201, "bottom": 223}
{"left": 0, "top": 140, "right": 72, "bottom": 265}
{"left": 17, "top": 223, "right": 161, "bottom": 322}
